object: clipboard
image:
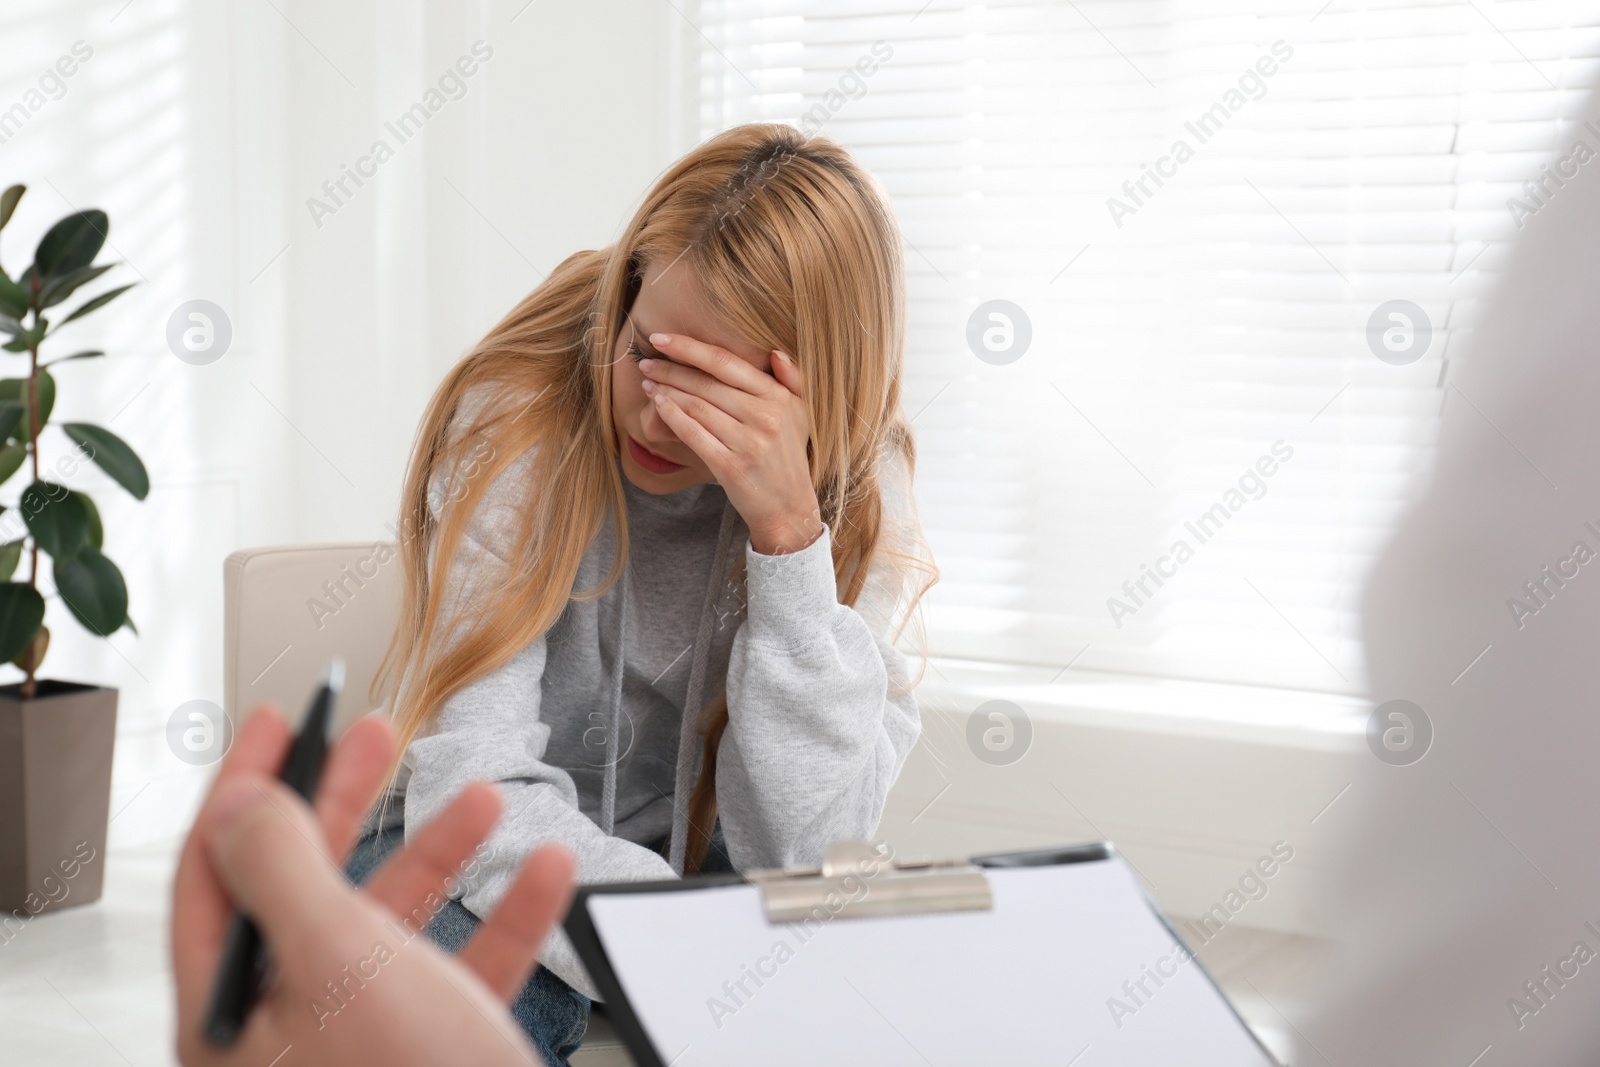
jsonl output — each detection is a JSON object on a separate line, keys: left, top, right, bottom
{"left": 563, "top": 841, "right": 1282, "bottom": 1067}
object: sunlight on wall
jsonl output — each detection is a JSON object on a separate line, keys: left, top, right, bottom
{"left": 0, "top": 0, "right": 243, "bottom": 846}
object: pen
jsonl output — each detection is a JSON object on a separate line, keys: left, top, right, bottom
{"left": 200, "top": 658, "right": 345, "bottom": 1047}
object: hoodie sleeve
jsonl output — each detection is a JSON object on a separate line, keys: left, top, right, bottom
{"left": 715, "top": 455, "right": 928, "bottom": 871}
{"left": 396, "top": 410, "right": 672, "bottom": 1003}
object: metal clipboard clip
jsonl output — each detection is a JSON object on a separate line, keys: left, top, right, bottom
{"left": 745, "top": 841, "right": 994, "bottom": 924}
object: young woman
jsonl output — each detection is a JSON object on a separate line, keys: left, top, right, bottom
{"left": 346, "top": 123, "right": 936, "bottom": 1064}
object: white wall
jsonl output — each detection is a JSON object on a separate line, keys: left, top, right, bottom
{"left": 0, "top": 0, "right": 693, "bottom": 845}
{"left": 883, "top": 665, "right": 1363, "bottom": 937}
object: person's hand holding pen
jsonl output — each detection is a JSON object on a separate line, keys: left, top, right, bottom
{"left": 171, "top": 704, "right": 576, "bottom": 1067}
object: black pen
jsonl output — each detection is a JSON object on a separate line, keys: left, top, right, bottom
{"left": 201, "top": 658, "right": 345, "bottom": 1047}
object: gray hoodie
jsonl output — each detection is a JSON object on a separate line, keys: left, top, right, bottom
{"left": 373, "top": 411, "right": 925, "bottom": 1000}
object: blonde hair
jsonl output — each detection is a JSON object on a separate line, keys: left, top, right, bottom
{"left": 374, "top": 123, "right": 936, "bottom": 873}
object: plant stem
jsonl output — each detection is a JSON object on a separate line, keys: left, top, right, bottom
{"left": 21, "top": 280, "right": 39, "bottom": 700}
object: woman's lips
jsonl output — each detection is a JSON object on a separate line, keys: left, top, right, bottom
{"left": 628, "top": 435, "right": 687, "bottom": 475}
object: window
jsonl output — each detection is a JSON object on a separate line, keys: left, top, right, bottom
{"left": 696, "top": 0, "right": 1599, "bottom": 697}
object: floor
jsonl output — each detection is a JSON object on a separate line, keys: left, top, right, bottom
{"left": 0, "top": 825, "right": 1327, "bottom": 1067}
{"left": 0, "top": 716, "right": 207, "bottom": 1067}
{"left": 0, "top": 839, "right": 181, "bottom": 1066}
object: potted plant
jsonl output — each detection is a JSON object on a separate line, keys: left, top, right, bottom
{"left": 0, "top": 183, "right": 144, "bottom": 920}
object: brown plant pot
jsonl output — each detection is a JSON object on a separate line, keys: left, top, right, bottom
{"left": 0, "top": 679, "right": 118, "bottom": 917}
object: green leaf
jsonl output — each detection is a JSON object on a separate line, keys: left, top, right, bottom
{"left": 0, "top": 371, "right": 56, "bottom": 439}
{"left": 0, "top": 538, "right": 22, "bottom": 582}
{"left": 11, "top": 624, "right": 47, "bottom": 673}
{"left": 0, "top": 402, "right": 23, "bottom": 443}
{"left": 38, "top": 262, "right": 114, "bottom": 310}
{"left": 0, "top": 322, "right": 44, "bottom": 354}
{"left": 78, "top": 491, "right": 102, "bottom": 549}
{"left": 41, "top": 349, "right": 103, "bottom": 368}
{"left": 0, "top": 185, "right": 24, "bottom": 233}
{"left": 0, "top": 443, "right": 25, "bottom": 486}
{"left": 0, "top": 443, "right": 26, "bottom": 486}
{"left": 0, "top": 273, "right": 28, "bottom": 319}
{"left": 58, "top": 283, "right": 134, "bottom": 326}
{"left": 22, "top": 480, "right": 90, "bottom": 560}
{"left": 0, "top": 316, "right": 22, "bottom": 340}
{"left": 0, "top": 581, "right": 45, "bottom": 663}
{"left": 120, "top": 613, "right": 136, "bottom": 636}
{"left": 62, "top": 423, "right": 148, "bottom": 500}
{"left": 33, "top": 210, "right": 108, "bottom": 278}
{"left": 53, "top": 547, "right": 127, "bottom": 636}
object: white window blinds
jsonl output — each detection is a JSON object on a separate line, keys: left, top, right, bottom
{"left": 695, "top": 0, "right": 1600, "bottom": 698}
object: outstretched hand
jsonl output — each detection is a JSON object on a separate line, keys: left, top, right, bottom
{"left": 171, "top": 705, "right": 576, "bottom": 1067}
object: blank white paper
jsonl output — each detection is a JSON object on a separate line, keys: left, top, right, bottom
{"left": 585, "top": 856, "right": 1275, "bottom": 1066}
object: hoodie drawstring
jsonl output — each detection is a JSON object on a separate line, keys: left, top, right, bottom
{"left": 598, "top": 556, "right": 629, "bottom": 836}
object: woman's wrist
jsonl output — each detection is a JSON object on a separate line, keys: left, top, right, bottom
{"left": 748, "top": 509, "right": 826, "bottom": 556}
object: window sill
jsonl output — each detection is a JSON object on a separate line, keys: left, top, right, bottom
{"left": 912, "top": 656, "right": 1368, "bottom": 753}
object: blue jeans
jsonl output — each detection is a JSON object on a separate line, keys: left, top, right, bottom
{"left": 344, "top": 822, "right": 735, "bottom": 1066}
{"left": 345, "top": 826, "right": 590, "bottom": 1066}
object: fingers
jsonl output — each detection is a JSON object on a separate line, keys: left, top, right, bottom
{"left": 362, "top": 782, "right": 502, "bottom": 931}
{"left": 314, "top": 713, "right": 398, "bottom": 865}
{"left": 458, "top": 844, "right": 578, "bottom": 1001}
{"left": 769, "top": 349, "right": 805, "bottom": 398}
{"left": 171, "top": 705, "right": 292, "bottom": 1015}
{"left": 651, "top": 389, "right": 734, "bottom": 472}
{"left": 203, "top": 774, "right": 377, "bottom": 986}
{"left": 218, "top": 704, "right": 294, "bottom": 780}
{"left": 639, "top": 357, "right": 758, "bottom": 421}
{"left": 648, "top": 332, "right": 775, "bottom": 395}
{"left": 645, "top": 379, "right": 744, "bottom": 451}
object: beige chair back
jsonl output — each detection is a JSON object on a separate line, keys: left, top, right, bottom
{"left": 223, "top": 542, "right": 403, "bottom": 732}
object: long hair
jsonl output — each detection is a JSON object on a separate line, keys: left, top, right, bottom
{"left": 373, "top": 123, "right": 937, "bottom": 874}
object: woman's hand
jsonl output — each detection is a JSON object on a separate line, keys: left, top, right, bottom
{"left": 639, "top": 332, "right": 824, "bottom": 555}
